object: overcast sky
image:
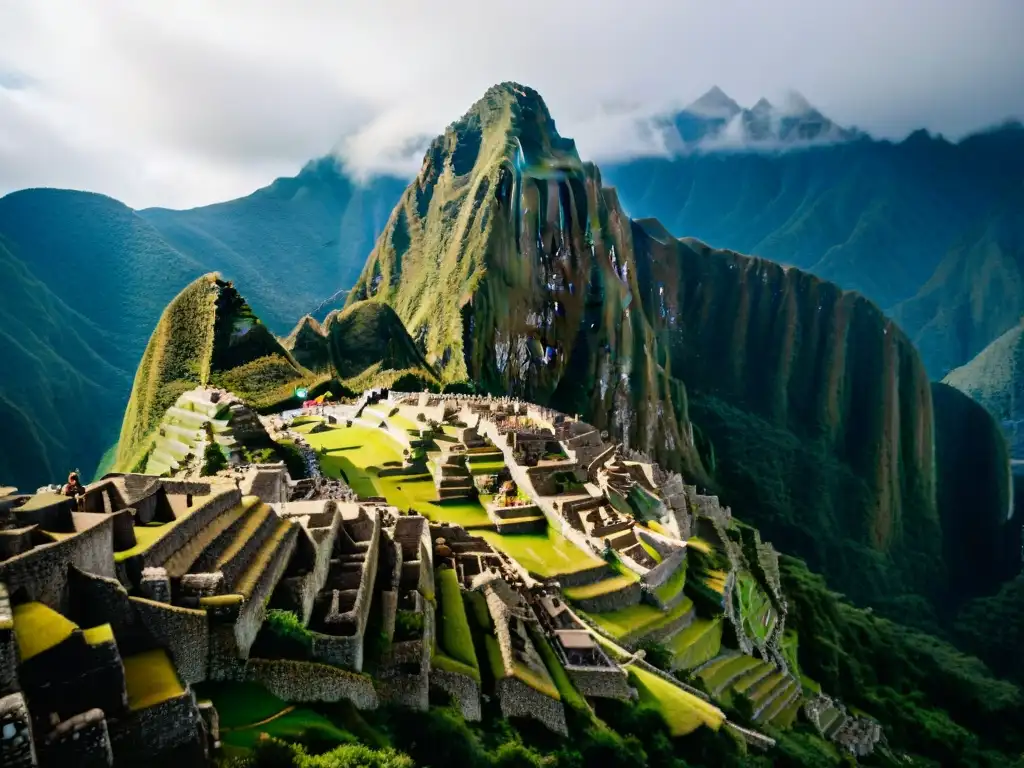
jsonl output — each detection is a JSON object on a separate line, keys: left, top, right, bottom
{"left": 1, "top": 0, "right": 1022, "bottom": 210}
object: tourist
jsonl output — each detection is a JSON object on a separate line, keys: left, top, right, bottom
{"left": 61, "top": 472, "right": 86, "bottom": 501}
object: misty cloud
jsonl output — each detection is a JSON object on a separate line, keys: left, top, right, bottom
{"left": 0, "top": 0, "right": 1021, "bottom": 208}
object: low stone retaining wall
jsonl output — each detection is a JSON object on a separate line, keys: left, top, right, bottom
{"left": 570, "top": 581, "right": 643, "bottom": 614}
{"left": 130, "top": 597, "right": 209, "bottom": 685}
{"left": 108, "top": 691, "right": 201, "bottom": 764}
{"left": 243, "top": 659, "right": 378, "bottom": 709}
{"left": 430, "top": 669, "right": 481, "bottom": 721}
{"left": 495, "top": 678, "right": 567, "bottom": 736}
{"left": 567, "top": 666, "right": 632, "bottom": 700}
{"left": 550, "top": 563, "right": 616, "bottom": 588}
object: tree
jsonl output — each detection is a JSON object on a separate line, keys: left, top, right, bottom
{"left": 201, "top": 440, "right": 228, "bottom": 476}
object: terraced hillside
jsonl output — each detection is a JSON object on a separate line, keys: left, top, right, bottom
{"left": 347, "top": 83, "right": 1010, "bottom": 607}
{"left": 114, "top": 274, "right": 324, "bottom": 472}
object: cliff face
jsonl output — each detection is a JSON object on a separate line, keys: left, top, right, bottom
{"left": 633, "top": 229, "right": 937, "bottom": 552}
{"left": 347, "top": 83, "right": 998, "bottom": 603}
{"left": 931, "top": 382, "right": 1016, "bottom": 599}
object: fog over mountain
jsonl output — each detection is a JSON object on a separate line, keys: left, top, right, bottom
{"left": 1, "top": 0, "right": 1022, "bottom": 208}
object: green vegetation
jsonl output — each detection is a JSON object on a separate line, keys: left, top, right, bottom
{"left": 305, "top": 425, "right": 404, "bottom": 498}
{"left": 668, "top": 618, "right": 723, "bottom": 670}
{"left": 626, "top": 664, "right": 725, "bottom": 736}
{"left": 12, "top": 602, "right": 78, "bottom": 660}
{"left": 123, "top": 649, "right": 185, "bottom": 710}
{"left": 326, "top": 301, "right": 436, "bottom": 384}
{"left": 734, "top": 572, "right": 776, "bottom": 644}
{"left": 435, "top": 567, "right": 480, "bottom": 681}
{"left": 653, "top": 561, "right": 687, "bottom": 604}
{"left": 582, "top": 596, "right": 693, "bottom": 641}
{"left": 562, "top": 571, "right": 638, "bottom": 602}
{"left": 478, "top": 528, "right": 602, "bottom": 578}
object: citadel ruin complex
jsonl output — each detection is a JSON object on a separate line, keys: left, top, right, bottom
{"left": 0, "top": 389, "right": 880, "bottom": 766}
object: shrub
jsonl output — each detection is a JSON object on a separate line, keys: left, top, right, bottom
{"left": 201, "top": 439, "right": 228, "bottom": 476}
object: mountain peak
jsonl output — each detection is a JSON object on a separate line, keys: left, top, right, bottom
{"left": 685, "top": 86, "right": 741, "bottom": 118}
{"left": 777, "top": 89, "right": 815, "bottom": 116}
{"left": 751, "top": 97, "right": 774, "bottom": 114}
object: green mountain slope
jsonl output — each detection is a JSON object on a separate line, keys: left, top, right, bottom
{"left": 139, "top": 158, "right": 407, "bottom": 330}
{"left": 943, "top": 319, "right": 1024, "bottom": 456}
{"left": 601, "top": 124, "right": 1024, "bottom": 376}
{"left": 282, "top": 315, "right": 332, "bottom": 373}
{"left": 325, "top": 300, "right": 436, "bottom": 384}
{"left": 115, "top": 274, "right": 320, "bottom": 472}
{"left": 0, "top": 161, "right": 403, "bottom": 490}
{"left": 348, "top": 82, "right": 1010, "bottom": 608}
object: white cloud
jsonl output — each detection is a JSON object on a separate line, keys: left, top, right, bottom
{"left": 0, "top": 0, "right": 1021, "bottom": 208}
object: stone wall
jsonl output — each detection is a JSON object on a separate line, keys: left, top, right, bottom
{"left": 233, "top": 524, "right": 300, "bottom": 657}
{"left": 569, "top": 582, "right": 643, "bottom": 614}
{"left": 0, "top": 692, "right": 36, "bottom": 768}
{"left": 129, "top": 597, "right": 209, "bottom": 685}
{"left": 242, "top": 659, "right": 378, "bottom": 709}
{"left": 566, "top": 667, "right": 631, "bottom": 700}
{"left": 39, "top": 708, "right": 113, "bottom": 768}
{"left": 140, "top": 488, "right": 241, "bottom": 570}
{"left": 549, "top": 563, "right": 614, "bottom": 589}
{"left": 429, "top": 669, "right": 481, "bottom": 721}
{"left": 0, "top": 515, "right": 115, "bottom": 611}
{"left": 108, "top": 691, "right": 201, "bottom": 764}
{"left": 641, "top": 549, "right": 687, "bottom": 605}
{"left": 495, "top": 678, "right": 567, "bottom": 736}
{"left": 0, "top": 584, "right": 16, "bottom": 696}
{"left": 635, "top": 527, "right": 683, "bottom": 561}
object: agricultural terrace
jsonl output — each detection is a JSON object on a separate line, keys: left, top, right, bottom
{"left": 735, "top": 572, "right": 777, "bottom": 643}
{"left": 433, "top": 566, "right": 480, "bottom": 682}
{"left": 580, "top": 595, "right": 693, "bottom": 641}
{"left": 668, "top": 618, "right": 723, "bottom": 670}
{"left": 626, "top": 664, "right": 725, "bottom": 737}
{"left": 123, "top": 649, "right": 186, "bottom": 710}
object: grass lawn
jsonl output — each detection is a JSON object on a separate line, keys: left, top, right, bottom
{"left": 627, "top": 664, "right": 725, "bottom": 736}
{"left": 12, "top": 602, "right": 78, "bottom": 660}
{"left": 194, "top": 682, "right": 288, "bottom": 728}
{"left": 221, "top": 709, "right": 352, "bottom": 751}
{"left": 736, "top": 572, "right": 776, "bottom": 643}
{"left": 479, "top": 527, "right": 602, "bottom": 578}
{"left": 376, "top": 474, "right": 492, "bottom": 528}
{"left": 436, "top": 567, "right": 480, "bottom": 680}
{"left": 583, "top": 595, "right": 694, "bottom": 641}
{"left": 123, "top": 649, "right": 185, "bottom": 710}
{"left": 305, "top": 425, "right": 405, "bottom": 498}
{"left": 466, "top": 458, "right": 506, "bottom": 475}
{"left": 388, "top": 412, "right": 420, "bottom": 432}
{"left": 668, "top": 618, "right": 722, "bottom": 670}
{"left": 562, "top": 571, "right": 638, "bottom": 602}
{"left": 114, "top": 522, "right": 176, "bottom": 562}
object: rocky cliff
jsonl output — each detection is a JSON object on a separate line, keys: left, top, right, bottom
{"left": 346, "top": 83, "right": 1009, "bottom": 605}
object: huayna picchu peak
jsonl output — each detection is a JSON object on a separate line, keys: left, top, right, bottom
{"left": 2, "top": 65, "right": 1023, "bottom": 768}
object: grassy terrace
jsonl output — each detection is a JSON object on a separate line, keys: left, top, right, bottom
{"left": 626, "top": 664, "right": 725, "bottom": 737}
{"left": 479, "top": 528, "right": 602, "bottom": 578}
{"left": 668, "top": 618, "right": 723, "bottom": 670}
{"left": 581, "top": 595, "right": 694, "bottom": 641}
{"left": 562, "top": 571, "right": 638, "bottom": 601}
{"left": 124, "top": 649, "right": 185, "bottom": 710}
{"left": 388, "top": 412, "right": 420, "bottom": 432}
{"left": 653, "top": 559, "right": 687, "bottom": 603}
{"left": 434, "top": 567, "right": 480, "bottom": 682}
{"left": 699, "top": 654, "right": 762, "bottom": 693}
{"left": 12, "top": 602, "right": 78, "bottom": 660}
